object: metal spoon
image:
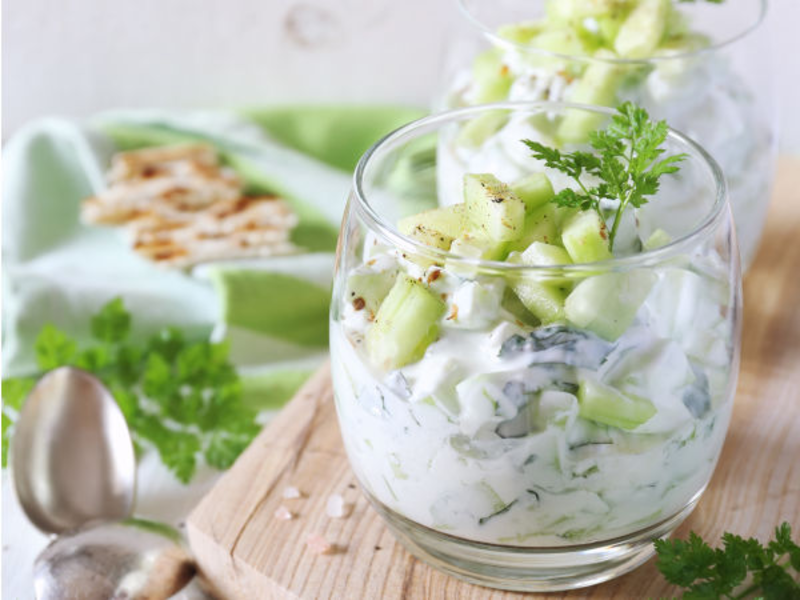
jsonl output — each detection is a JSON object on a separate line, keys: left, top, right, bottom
{"left": 12, "top": 366, "right": 136, "bottom": 533}
{"left": 11, "top": 367, "right": 198, "bottom": 599}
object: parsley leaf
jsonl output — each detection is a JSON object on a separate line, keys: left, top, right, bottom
{"left": 655, "top": 523, "right": 800, "bottom": 599}
{"left": 1, "top": 298, "right": 259, "bottom": 483}
{"left": 523, "top": 101, "right": 687, "bottom": 251}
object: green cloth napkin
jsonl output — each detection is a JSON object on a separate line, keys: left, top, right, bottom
{"left": 2, "top": 106, "right": 424, "bottom": 407}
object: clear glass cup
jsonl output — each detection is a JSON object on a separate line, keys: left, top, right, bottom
{"left": 330, "top": 103, "right": 742, "bottom": 591}
{"left": 437, "top": 0, "right": 776, "bottom": 270}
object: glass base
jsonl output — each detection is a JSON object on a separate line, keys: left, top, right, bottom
{"left": 365, "top": 488, "right": 704, "bottom": 592}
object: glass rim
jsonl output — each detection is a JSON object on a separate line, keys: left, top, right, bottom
{"left": 456, "top": 0, "right": 768, "bottom": 65}
{"left": 352, "top": 101, "right": 729, "bottom": 274}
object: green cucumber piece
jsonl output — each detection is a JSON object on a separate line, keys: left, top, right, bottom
{"left": 398, "top": 204, "right": 467, "bottom": 240}
{"left": 530, "top": 27, "right": 588, "bottom": 56}
{"left": 643, "top": 228, "right": 672, "bottom": 251}
{"left": 367, "top": 275, "right": 446, "bottom": 371}
{"left": 520, "top": 241, "right": 573, "bottom": 267}
{"left": 565, "top": 270, "right": 657, "bottom": 340}
{"left": 559, "top": 49, "right": 622, "bottom": 143}
{"left": 497, "top": 21, "right": 543, "bottom": 45}
{"left": 614, "top": 0, "right": 670, "bottom": 58}
{"left": 511, "top": 173, "right": 555, "bottom": 213}
{"left": 450, "top": 234, "right": 508, "bottom": 261}
{"left": 463, "top": 174, "right": 526, "bottom": 242}
{"left": 512, "top": 283, "right": 567, "bottom": 325}
{"left": 578, "top": 379, "right": 656, "bottom": 430}
{"left": 402, "top": 224, "right": 454, "bottom": 251}
{"left": 457, "top": 111, "right": 510, "bottom": 148}
{"left": 472, "top": 48, "right": 513, "bottom": 103}
{"left": 346, "top": 270, "right": 397, "bottom": 314}
{"left": 561, "top": 211, "right": 613, "bottom": 264}
{"left": 548, "top": 0, "right": 633, "bottom": 21}
{"left": 508, "top": 204, "right": 562, "bottom": 252}
{"left": 508, "top": 250, "right": 568, "bottom": 324}
{"left": 501, "top": 287, "right": 539, "bottom": 326}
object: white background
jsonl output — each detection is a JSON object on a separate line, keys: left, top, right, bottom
{"left": 3, "top": 0, "right": 799, "bottom": 153}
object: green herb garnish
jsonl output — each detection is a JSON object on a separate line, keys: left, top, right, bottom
{"left": 523, "top": 102, "right": 687, "bottom": 251}
{"left": 1, "top": 298, "right": 259, "bottom": 482}
{"left": 655, "top": 522, "right": 800, "bottom": 599}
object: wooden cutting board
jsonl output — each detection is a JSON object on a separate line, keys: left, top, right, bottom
{"left": 187, "top": 159, "right": 800, "bottom": 599}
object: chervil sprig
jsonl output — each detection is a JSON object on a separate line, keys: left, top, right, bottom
{"left": 523, "top": 102, "right": 687, "bottom": 251}
{"left": 1, "top": 298, "right": 259, "bottom": 482}
{"left": 655, "top": 522, "right": 800, "bottom": 599}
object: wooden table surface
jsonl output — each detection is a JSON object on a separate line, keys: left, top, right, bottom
{"left": 187, "top": 159, "right": 800, "bottom": 599}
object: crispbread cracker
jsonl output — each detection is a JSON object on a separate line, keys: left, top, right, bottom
{"left": 81, "top": 144, "right": 298, "bottom": 268}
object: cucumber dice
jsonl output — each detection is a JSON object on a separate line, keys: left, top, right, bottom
{"left": 521, "top": 241, "right": 573, "bottom": 267}
{"left": 578, "top": 379, "right": 656, "bottom": 430}
{"left": 565, "top": 270, "right": 657, "bottom": 340}
{"left": 559, "top": 50, "right": 622, "bottom": 143}
{"left": 548, "top": 0, "right": 633, "bottom": 21}
{"left": 464, "top": 174, "right": 526, "bottom": 242}
{"left": 401, "top": 224, "right": 454, "bottom": 251}
{"left": 457, "top": 111, "right": 510, "bottom": 148}
{"left": 450, "top": 234, "right": 508, "bottom": 261}
{"left": 398, "top": 204, "right": 467, "bottom": 240}
{"left": 511, "top": 173, "right": 555, "bottom": 213}
{"left": 508, "top": 247, "right": 572, "bottom": 324}
{"left": 643, "top": 228, "right": 672, "bottom": 251}
{"left": 508, "top": 203, "right": 562, "bottom": 252}
{"left": 561, "top": 211, "right": 613, "bottom": 264}
{"left": 614, "top": 0, "right": 670, "bottom": 58}
{"left": 497, "top": 21, "right": 542, "bottom": 45}
{"left": 472, "top": 49, "right": 513, "bottom": 103}
{"left": 367, "top": 275, "right": 446, "bottom": 371}
{"left": 346, "top": 270, "right": 397, "bottom": 315}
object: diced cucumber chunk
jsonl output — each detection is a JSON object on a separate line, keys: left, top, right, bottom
{"left": 521, "top": 242, "right": 573, "bottom": 267}
{"left": 346, "top": 270, "right": 397, "bottom": 314}
{"left": 578, "top": 379, "right": 656, "bottom": 430}
{"left": 530, "top": 27, "right": 588, "bottom": 57}
{"left": 508, "top": 204, "right": 561, "bottom": 252}
{"left": 501, "top": 287, "right": 539, "bottom": 326}
{"left": 614, "top": 0, "right": 670, "bottom": 58}
{"left": 508, "top": 251, "right": 568, "bottom": 324}
{"left": 513, "top": 283, "right": 567, "bottom": 325}
{"left": 511, "top": 173, "right": 555, "bottom": 213}
{"left": 561, "top": 211, "right": 613, "bottom": 264}
{"left": 472, "top": 49, "right": 513, "bottom": 103}
{"left": 402, "top": 224, "right": 454, "bottom": 251}
{"left": 367, "top": 275, "right": 446, "bottom": 371}
{"left": 457, "top": 111, "right": 510, "bottom": 148}
{"left": 565, "top": 270, "right": 657, "bottom": 340}
{"left": 559, "top": 50, "right": 622, "bottom": 143}
{"left": 643, "top": 228, "right": 672, "bottom": 251}
{"left": 597, "top": 12, "right": 627, "bottom": 45}
{"left": 398, "top": 204, "right": 467, "bottom": 240}
{"left": 497, "top": 21, "right": 543, "bottom": 45}
{"left": 548, "top": 0, "right": 633, "bottom": 20}
{"left": 450, "top": 234, "right": 508, "bottom": 261}
{"left": 464, "top": 173, "right": 526, "bottom": 242}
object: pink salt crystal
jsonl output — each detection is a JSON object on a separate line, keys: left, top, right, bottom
{"left": 326, "top": 494, "right": 346, "bottom": 518}
{"left": 306, "top": 534, "right": 332, "bottom": 555}
{"left": 274, "top": 506, "right": 293, "bottom": 521}
{"left": 282, "top": 486, "right": 302, "bottom": 499}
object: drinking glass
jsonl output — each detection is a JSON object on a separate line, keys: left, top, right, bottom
{"left": 437, "top": 0, "right": 776, "bottom": 269}
{"left": 330, "top": 102, "right": 742, "bottom": 591}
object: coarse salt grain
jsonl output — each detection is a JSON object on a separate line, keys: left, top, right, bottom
{"left": 326, "top": 494, "right": 346, "bottom": 518}
{"left": 274, "top": 506, "right": 293, "bottom": 521}
{"left": 306, "top": 534, "right": 332, "bottom": 555}
{"left": 282, "top": 486, "right": 301, "bottom": 499}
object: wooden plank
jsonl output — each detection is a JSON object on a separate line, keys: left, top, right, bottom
{"left": 187, "top": 158, "right": 800, "bottom": 599}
